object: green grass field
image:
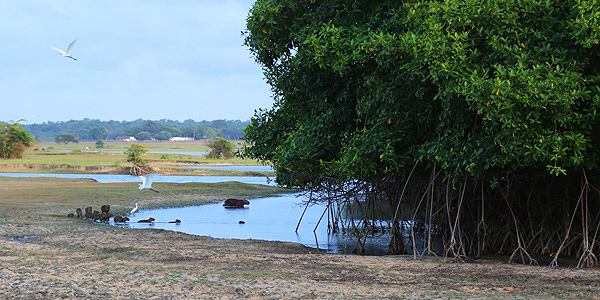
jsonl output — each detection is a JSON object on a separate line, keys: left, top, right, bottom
{"left": 0, "top": 141, "right": 272, "bottom": 176}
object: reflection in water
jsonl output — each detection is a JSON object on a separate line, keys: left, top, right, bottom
{"left": 114, "top": 194, "right": 391, "bottom": 254}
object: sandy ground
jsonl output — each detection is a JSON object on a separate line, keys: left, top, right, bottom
{"left": 1, "top": 178, "right": 599, "bottom": 299}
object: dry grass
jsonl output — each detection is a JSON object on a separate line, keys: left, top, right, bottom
{"left": 1, "top": 177, "right": 599, "bottom": 299}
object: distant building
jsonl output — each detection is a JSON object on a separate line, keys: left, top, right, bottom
{"left": 115, "top": 136, "right": 137, "bottom": 142}
{"left": 169, "top": 137, "right": 194, "bottom": 142}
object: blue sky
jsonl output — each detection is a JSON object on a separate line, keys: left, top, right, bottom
{"left": 0, "top": 0, "right": 272, "bottom": 124}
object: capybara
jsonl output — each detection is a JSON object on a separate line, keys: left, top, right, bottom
{"left": 137, "top": 217, "right": 155, "bottom": 223}
{"left": 113, "top": 216, "right": 130, "bottom": 223}
{"left": 75, "top": 208, "right": 83, "bottom": 218}
{"left": 84, "top": 207, "right": 93, "bottom": 218}
{"left": 101, "top": 204, "right": 110, "bottom": 214}
{"left": 223, "top": 199, "right": 250, "bottom": 208}
{"left": 168, "top": 219, "right": 181, "bottom": 223}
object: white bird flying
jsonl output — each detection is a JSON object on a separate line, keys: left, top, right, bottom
{"left": 139, "top": 173, "right": 160, "bottom": 193}
{"left": 129, "top": 202, "right": 139, "bottom": 214}
{"left": 51, "top": 38, "right": 78, "bottom": 61}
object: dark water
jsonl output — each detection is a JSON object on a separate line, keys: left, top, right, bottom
{"left": 115, "top": 194, "right": 390, "bottom": 254}
{"left": 0, "top": 173, "right": 273, "bottom": 185}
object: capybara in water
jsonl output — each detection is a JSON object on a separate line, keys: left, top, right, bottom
{"left": 113, "top": 216, "right": 130, "bottom": 223}
{"left": 75, "top": 208, "right": 83, "bottom": 218}
{"left": 168, "top": 219, "right": 181, "bottom": 223}
{"left": 137, "top": 217, "right": 155, "bottom": 223}
{"left": 223, "top": 199, "right": 250, "bottom": 208}
{"left": 101, "top": 204, "right": 110, "bottom": 214}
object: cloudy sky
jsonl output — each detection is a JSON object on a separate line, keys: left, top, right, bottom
{"left": 0, "top": 0, "right": 272, "bottom": 124}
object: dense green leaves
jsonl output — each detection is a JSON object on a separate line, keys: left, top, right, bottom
{"left": 0, "top": 121, "right": 35, "bottom": 159}
{"left": 207, "top": 138, "right": 235, "bottom": 158}
{"left": 124, "top": 143, "right": 148, "bottom": 166}
{"left": 244, "top": 0, "right": 600, "bottom": 186}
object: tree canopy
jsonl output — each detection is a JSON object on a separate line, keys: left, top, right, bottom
{"left": 16, "top": 119, "right": 249, "bottom": 142}
{"left": 55, "top": 133, "right": 78, "bottom": 144}
{"left": 244, "top": 0, "right": 600, "bottom": 264}
{"left": 208, "top": 138, "right": 236, "bottom": 158}
{"left": 0, "top": 121, "right": 35, "bottom": 159}
{"left": 244, "top": 0, "right": 600, "bottom": 186}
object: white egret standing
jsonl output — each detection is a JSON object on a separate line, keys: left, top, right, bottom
{"left": 129, "top": 202, "right": 139, "bottom": 214}
{"left": 51, "top": 38, "right": 78, "bottom": 61}
{"left": 139, "top": 173, "right": 160, "bottom": 193}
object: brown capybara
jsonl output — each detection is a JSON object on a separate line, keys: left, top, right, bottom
{"left": 137, "top": 217, "right": 155, "bottom": 223}
{"left": 84, "top": 207, "right": 93, "bottom": 219}
{"left": 101, "top": 204, "right": 110, "bottom": 214}
{"left": 113, "top": 216, "right": 130, "bottom": 223}
{"left": 223, "top": 199, "right": 250, "bottom": 208}
{"left": 67, "top": 213, "right": 75, "bottom": 218}
{"left": 75, "top": 208, "right": 83, "bottom": 218}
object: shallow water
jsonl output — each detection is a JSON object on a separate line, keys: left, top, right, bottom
{"left": 60, "top": 150, "right": 210, "bottom": 156}
{"left": 115, "top": 194, "right": 390, "bottom": 254}
{"left": 184, "top": 165, "right": 274, "bottom": 172}
{"left": 0, "top": 173, "right": 274, "bottom": 185}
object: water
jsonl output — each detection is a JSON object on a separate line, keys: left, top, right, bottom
{"left": 115, "top": 194, "right": 390, "bottom": 254}
{"left": 0, "top": 173, "right": 274, "bottom": 185}
{"left": 0, "top": 172, "right": 392, "bottom": 253}
{"left": 59, "top": 150, "right": 209, "bottom": 156}
{"left": 185, "top": 165, "right": 274, "bottom": 172}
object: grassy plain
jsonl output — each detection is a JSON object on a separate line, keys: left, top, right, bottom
{"left": 0, "top": 141, "right": 272, "bottom": 176}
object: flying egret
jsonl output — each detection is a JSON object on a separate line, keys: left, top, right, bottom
{"left": 139, "top": 173, "right": 160, "bottom": 193}
{"left": 129, "top": 202, "right": 139, "bottom": 214}
{"left": 51, "top": 38, "right": 78, "bottom": 61}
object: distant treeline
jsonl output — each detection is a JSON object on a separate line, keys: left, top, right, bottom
{"left": 18, "top": 119, "right": 249, "bottom": 142}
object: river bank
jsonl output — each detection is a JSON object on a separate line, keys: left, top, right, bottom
{"left": 1, "top": 177, "right": 599, "bottom": 299}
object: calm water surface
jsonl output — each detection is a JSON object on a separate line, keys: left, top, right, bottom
{"left": 185, "top": 165, "right": 274, "bottom": 172}
{"left": 0, "top": 173, "right": 273, "bottom": 185}
{"left": 116, "top": 195, "right": 390, "bottom": 254}
{"left": 0, "top": 172, "right": 390, "bottom": 253}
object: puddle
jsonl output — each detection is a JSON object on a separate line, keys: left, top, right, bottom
{"left": 9, "top": 235, "right": 40, "bottom": 242}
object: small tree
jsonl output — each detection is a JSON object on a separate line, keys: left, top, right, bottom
{"left": 95, "top": 140, "right": 105, "bottom": 149}
{"left": 124, "top": 143, "right": 148, "bottom": 166}
{"left": 0, "top": 121, "right": 35, "bottom": 159}
{"left": 55, "top": 133, "right": 78, "bottom": 144}
{"left": 207, "top": 138, "right": 235, "bottom": 158}
{"left": 124, "top": 143, "right": 154, "bottom": 175}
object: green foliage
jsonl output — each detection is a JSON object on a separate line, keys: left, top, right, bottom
{"left": 155, "top": 130, "right": 173, "bottom": 141}
{"left": 124, "top": 143, "right": 148, "bottom": 166}
{"left": 19, "top": 119, "right": 249, "bottom": 142}
{"left": 54, "top": 133, "right": 78, "bottom": 145}
{"left": 208, "top": 138, "right": 235, "bottom": 158}
{"left": 89, "top": 127, "right": 107, "bottom": 140}
{"left": 95, "top": 140, "right": 105, "bottom": 149}
{"left": 244, "top": 0, "right": 600, "bottom": 186}
{"left": 135, "top": 131, "right": 152, "bottom": 141}
{"left": 0, "top": 121, "right": 35, "bottom": 159}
